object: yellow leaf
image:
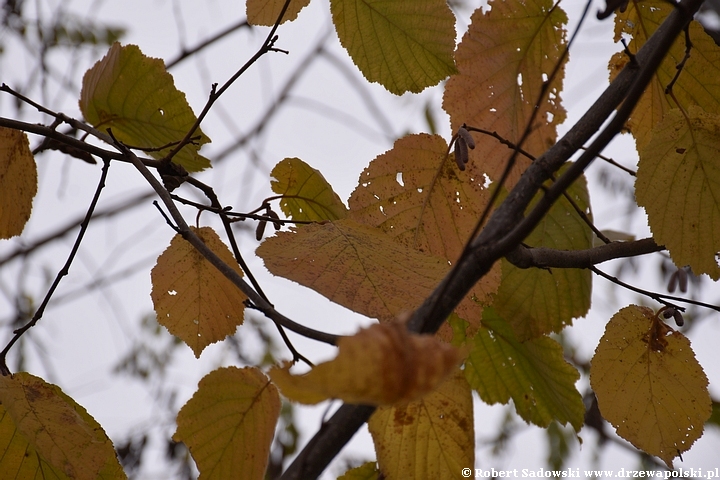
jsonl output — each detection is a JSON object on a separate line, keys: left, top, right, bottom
{"left": 0, "top": 372, "right": 126, "bottom": 480}
{"left": 609, "top": 2, "right": 720, "bottom": 150}
{"left": 635, "top": 107, "right": 720, "bottom": 280}
{"left": 270, "top": 157, "right": 348, "bottom": 222}
{"left": 347, "top": 133, "right": 500, "bottom": 337}
{"left": 590, "top": 305, "right": 712, "bottom": 468}
{"left": 269, "top": 323, "right": 463, "bottom": 405}
{"left": 492, "top": 169, "right": 593, "bottom": 340}
{"left": 443, "top": 0, "right": 567, "bottom": 188}
{"left": 337, "top": 461, "right": 379, "bottom": 480}
{"left": 246, "top": 0, "right": 311, "bottom": 26}
{"left": 174, "top": 367, "right": 280, "bottom": 480}
{"left": 151, "top": 226, "right": 247, "bottom": 357}
{"left": 257, "top": 218, "right": 454, "bottom": 323}
{"left": 330, "top": 0, "right": 457, "bottom": 94}
{"left": 80, "top": 43, "right": 211, "bottom": 172}
{"left": 368, "top": 370, "right": 473, "bottom": 480}
{"left": 464, "top": 308, "right": 584, "bottom": 431}
{"left": 0, "top": 127, "right": 37, "bottom": 239}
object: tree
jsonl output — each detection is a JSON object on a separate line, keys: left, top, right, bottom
{"left": 0, "top": 0, "right": 719, "bottom": 478}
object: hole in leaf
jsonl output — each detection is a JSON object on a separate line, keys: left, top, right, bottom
{"left": 396, "top": 172, "right": 404, "bottom": 186}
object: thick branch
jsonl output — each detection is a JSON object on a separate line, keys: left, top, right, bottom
{"left": 280, "top": 2, "right": 703, "bottom": 478}
{"left": 506, "top": 238, "right": 664, "bottom": 269}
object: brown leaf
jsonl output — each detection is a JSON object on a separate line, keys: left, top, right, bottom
{"left": 269, "top": 323, "right": 464, "bottom": 405}
{"left": 0, "top": 127, "right": 37, "bottom": 239}
{"left": 443, "top": 0, "right": 568, "bottom": 188}
{"left": 151, "top": 226, "right": 247, "bottom": 357}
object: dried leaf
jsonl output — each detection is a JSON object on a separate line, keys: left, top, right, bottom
{"left": 0, "top": 127, "right": 37, "bottom": 239}
{"left": 347, "top": 134, "right": 500, "bottom": 335}
{"left": 174, "top": 367, "right": 280, "bottom": 480}
{"left": 443, "top": 0, "right": 568, "bottom": 188}
{"left": 151, "top": 226, "right": 247, "bottom": 357}
{"left": 268, "top": 323, "right": 463, "bottom": 405}
{"left": 590, "top": 305, "right": 712, "bottom": 468}
{"left": 257, "top": 218, "right": 454, "bottom": 323}
{"left": 246, "top": 0, "right": 311, "bottom": 26}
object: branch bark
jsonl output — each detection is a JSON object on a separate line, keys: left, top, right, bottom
{"left": 505, "top": 238, "right": 664, "bottom": 269}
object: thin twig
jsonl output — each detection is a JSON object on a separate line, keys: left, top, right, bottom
{"left": 162, "top": 0, "right": 294, "bottom": 165}
{"left": 122, "top": 138, "right": 340, "bottom": 346}
{"left": 182, "top": 176, "right": 315, "bottom": 366}
{"left": 165, "top": 19, "right": 252, "bottom": 69}
{"left": 591, "top": 266, "right": 720, "bottom": 313}
{"left": 0, "top": 158, "right": 112, "bottom": 376}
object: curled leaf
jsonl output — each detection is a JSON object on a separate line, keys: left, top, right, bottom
{"left": 269, "top": 323, "right": 464, "bottom": 405}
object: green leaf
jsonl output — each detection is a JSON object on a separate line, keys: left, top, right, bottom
{"left": 330, "top": 0, "right": 457, "bottom": 95}
{"left": 635, "top": 106, "right": 720, "bottom": 280}
{"left": 174, "top": 367, "right": 280, "bottom": 480}
{"left": 0, "top": 372, "right": 126, "bottom": 480}
{"left": 464, "top": 307, "right": 584, "bottom": 431}
{"left": 270, "top": 158, "right": 348, "bottom": 222}
{"left": 80, "top": 42, "right": 211, "bottom": 172}
{"left": 492, "top": 168, "right": 593, "bottom": 340}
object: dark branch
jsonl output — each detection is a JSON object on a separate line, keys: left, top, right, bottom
{"left": 0, "top": 158, "right": 112, "bottom": 376}
{"left": 280, "top": 2, "right": 704, "bottom": 478}
{"left": 505, "top": 238, "right": 664, "bottom": 269}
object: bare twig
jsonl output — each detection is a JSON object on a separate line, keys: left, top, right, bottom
{"left": 165, "top": 19, "right": 252, "bottom": 69}
{"left": 591, "top": 266, "right": 720, "bottom": 313}
{"left": 162, "top": 0, "right": 294, "bottom": 165}
{"left": 0, "top": 158, "right": 112, "bottom": 376}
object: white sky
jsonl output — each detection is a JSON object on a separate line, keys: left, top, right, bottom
{"left": 0, "top": 0, "right": 719, "bottom": 478}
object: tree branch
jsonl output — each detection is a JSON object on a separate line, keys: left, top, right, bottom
{"left": 280, "top": 1, "right": 704, "bottom": 478}
{"left": 505, "top": 238, "right": 664, "bottom": 269}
